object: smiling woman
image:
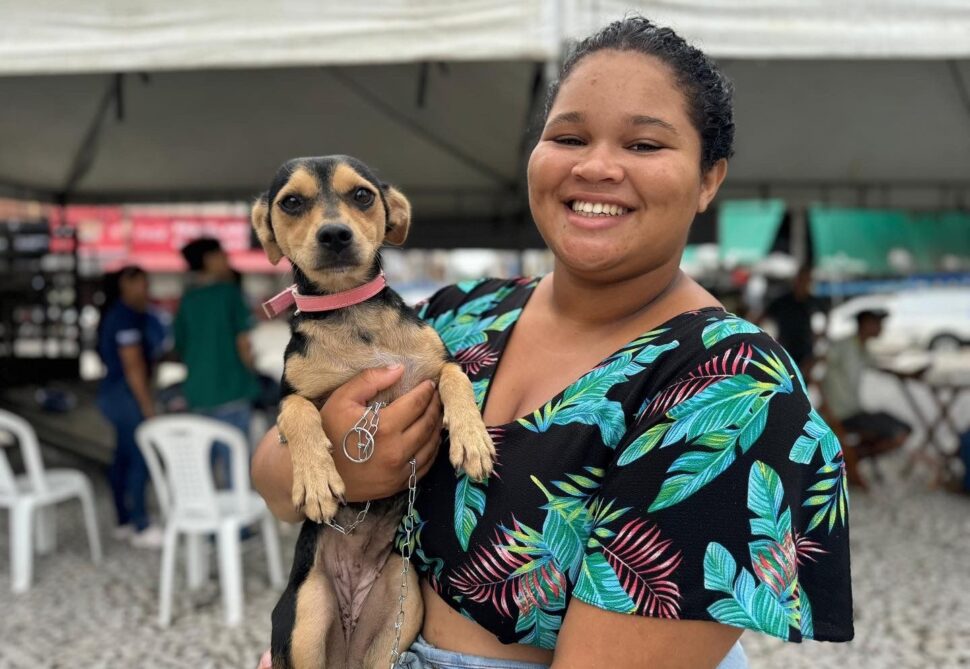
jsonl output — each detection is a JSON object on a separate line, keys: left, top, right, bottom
{"left": 252, "top": 15, "right": 854, "bottom": 669}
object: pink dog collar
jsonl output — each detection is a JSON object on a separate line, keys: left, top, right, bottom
{"left": 262, "top": 273, "right": 387, "bottom": 318}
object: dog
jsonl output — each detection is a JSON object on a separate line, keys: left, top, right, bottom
{"left": 251, "top": 156, "right": 495, "bottom": 669}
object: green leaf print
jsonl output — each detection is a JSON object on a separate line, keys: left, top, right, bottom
{"left": 454, "top": 474, "right": 487, "bottom": 551}
{"left": 531, "top": 470, "right": 603, "bottom": 582}
{"left": 789, "top": 409, "right": 841, "bottom": 465}
{"left": 616, "top": 423, "right": 670, "bottom": 466}
{"left": 574, "top": 551, "right": 636, "bottom": 614}
{"left": 701, "top": 317, "right": 762, "bottom": 349}
{"left": 518, "top": 341, "right": 679, "bottom": 447}
{"left": 425, "top": 283, "right": 521, "bottom": 353}
{"left": 472, "top": 378, "right": 489, "bottom": 409}
{"left": 704, "top": 544, "right": 792, "bottom": 638}
{"left": 704, "top": 461, "right": 811, "bottom": 640}
{"left": 514, "top": 601, "right": 564, "bottom": 650}
{"left": 799, "top": 588, "right": 815, "bottom": 640}
{"left": 648, "top": 348, "right": 794, "bottom": 512}
{"left": 790, "top": 410, "right": 848, "bottom": 533}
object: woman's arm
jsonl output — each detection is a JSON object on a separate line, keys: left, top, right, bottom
{"left": 552, "top": 600, "right": 742, "bottom": 669}
{"left": 252, "top": 365, "right": 443, "bottom": 522}
{"left": 119, "top": 343, "right": 156, "bottom": 418}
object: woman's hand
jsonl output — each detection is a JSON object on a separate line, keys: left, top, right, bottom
{"left": 252, "top": 365, "right": 443, "bottom": 522}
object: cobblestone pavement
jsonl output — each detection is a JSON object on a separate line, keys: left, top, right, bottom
{"left": 2, "top": 443, "right": 969, "bottom": 668}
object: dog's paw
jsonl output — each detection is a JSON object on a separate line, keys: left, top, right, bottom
{"left": 447, "top": 416, "right": 496, "bottom": 481}
{"left": 292, "top": 461, "right": 346, "bottom": 523}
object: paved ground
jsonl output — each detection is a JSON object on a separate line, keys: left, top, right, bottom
{"left": 1, "top": 365, "right": 968, "bottom": 668}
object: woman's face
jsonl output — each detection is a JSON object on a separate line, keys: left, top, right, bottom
{"left": 527, "top": 50, "right": 726, "bottom": 282}
{"left": 121, "top": 272, "right": 149, "bottom": 310}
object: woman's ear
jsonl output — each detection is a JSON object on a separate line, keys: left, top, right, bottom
{"left": 383, "top": 186, "right": 412, "bottom": 246}
{"left": 697, "top": 159, "right": 728, "bottom": 213}
{"left": 251, "top": 194, "right": 283, "bottom": 264}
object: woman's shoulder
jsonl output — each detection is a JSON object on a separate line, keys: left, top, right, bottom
{"left": 416, "top": 276, "right": 537, "bottom": 322}
{"left": 637, "top": 308, "right": 812, "bottom": 420}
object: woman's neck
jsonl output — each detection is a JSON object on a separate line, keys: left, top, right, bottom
{"left": 545, "top": 261, "right": 684, "bottom": 331}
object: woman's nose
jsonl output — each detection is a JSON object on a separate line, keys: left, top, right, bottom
{"left": 571, "top": 144, "right": 624, "bottom": 183}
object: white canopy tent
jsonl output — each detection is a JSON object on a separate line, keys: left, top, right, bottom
{"left": 1, "top": 1, "right": 969, "bottom": 247}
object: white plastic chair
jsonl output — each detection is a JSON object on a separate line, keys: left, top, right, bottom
{"left": 135, "top": 414, "right": 284, "bottom": 626}
{"left": 0, "top": 409, "right": 103, "bottom": 593}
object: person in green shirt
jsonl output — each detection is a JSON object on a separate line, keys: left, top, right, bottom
{"left": 175, "top": 238, "right": 261, "bottom": 485}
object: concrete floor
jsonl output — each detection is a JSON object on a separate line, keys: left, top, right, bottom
{"left": 1, "top": 445, "right": 969, "bottom": 668}
{"left": 1, "top": 361, "right": 969, "bottom": 668}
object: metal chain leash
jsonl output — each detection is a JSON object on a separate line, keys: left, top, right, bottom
{"left": 323, "top": 401, "right": 385, "bottom": 534}
{"left": 389, "top": 456, "right": 418, "bottom": 669}
{"left": 323, "top": 500, "right": 371, "bottom": 535}
{"left": 342, "top": 401, "right": 386, "bottom": 464}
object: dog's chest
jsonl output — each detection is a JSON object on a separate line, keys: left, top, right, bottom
{"left": 319, "top": 499, "right": 404, "bottom": 639}
{"left": 285, "top": 309, "right": 444, "bottom": 401}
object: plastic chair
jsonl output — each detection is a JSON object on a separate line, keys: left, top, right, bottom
{"left": 135, "top": 414, "right": 284, "bottom": 626}
{"left": 0, "top": 409, "right": 102, "bottom": 593}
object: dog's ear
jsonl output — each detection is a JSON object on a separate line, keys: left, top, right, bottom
{"left": 251, "top": 194, "right": 283, "bottom": 264}
{"left": 383, "top": 186, "right": 411, "bottom": 246}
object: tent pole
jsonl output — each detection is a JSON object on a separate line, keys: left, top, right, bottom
{"left": 328, "top": 69, "right": 513, "bottom": 190}
{"left": 60, "top": 74, "right": 124, "bottom": 201}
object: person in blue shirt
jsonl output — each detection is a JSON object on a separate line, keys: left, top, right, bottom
{"left": 96, "top": 265, "right": 166, "bottom": 549}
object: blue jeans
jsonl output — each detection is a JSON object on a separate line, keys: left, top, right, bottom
{"left": 398, "top": 635, "right": 749, "bottom": 669}
{"left": 198, "top": 400, "right": 252, "bottom": 488}
{"left": 97, "top": 382, "right": 149, "bottom": 531}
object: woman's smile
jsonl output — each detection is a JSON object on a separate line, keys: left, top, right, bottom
{"left": 562, "top": 200, "right": 634, "bottom": 231}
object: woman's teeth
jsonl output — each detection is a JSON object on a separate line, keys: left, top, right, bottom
{"left": 570, "top": 200, "right": 628, "bottom": 217}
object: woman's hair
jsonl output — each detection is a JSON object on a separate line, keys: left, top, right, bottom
{"left": 96, "top": 265, "right": 146, "bottom": 351}
{"left": 543, "top": 15, "right": 735, "bottom": 171}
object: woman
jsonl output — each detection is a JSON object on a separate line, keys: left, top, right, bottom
{"left": 96, "top": 265, "right": 165, "bottom": 549}
{"left": 254, "top": 16, "right": 853, "bottom": 668}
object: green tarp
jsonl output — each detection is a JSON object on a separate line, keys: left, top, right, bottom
{"left": 717, "top": 199, "right": 786, "bottom": 265}
{"left": 809, "top": 207, "right": 970, "bottom": 275}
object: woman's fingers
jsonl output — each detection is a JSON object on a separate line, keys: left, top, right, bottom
{"left": 335, "top": 365, "right": 406, "bottom": 405}
{"left": 381, "top": 379, "right": 436, "bottom": 434}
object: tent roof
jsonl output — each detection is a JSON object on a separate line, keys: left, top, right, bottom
{"left": 3, "top": 1, "right": 970, "bottom": 77}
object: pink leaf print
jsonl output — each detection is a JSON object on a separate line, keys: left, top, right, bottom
{"left": 602, "top": 519, "right": 683, "bottom": 618}
{"left": 794, "top": 532, "right": 828, "bottom": 566}
{"left": 485, "top": 426, "right": 504, "bottom": 479}
{"left": 752, "top": 534, "right": 799, "bottom": 600}
{"left": 643, "top": 343, "right": 754, "bottom": 419}
{"left": 450, "top": 528, "right": 528, "bottom": 618}
{"left": 455, "top": 343, "right": 500, "bottom": 376}
{"left": 449, "top": 523, "right": 566, "bottom": 619}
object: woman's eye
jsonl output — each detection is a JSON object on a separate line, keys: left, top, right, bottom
{"left": 629, "top": 142, "right": 661, "bottom": 153}
{"left": 552, "top": 136, "right": 584, "bottom": 146}
{"left": 353, "top": 187, "right": 375, "bottom": 207}
{"left": 279, "top": 195, "right": 304, "bottom": 213}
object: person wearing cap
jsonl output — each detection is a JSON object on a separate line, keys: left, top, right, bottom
{"left": 174, "top": 238, "right": 261, "bottom": 485}
{"left": 821, "top": 308, "right": 911, "bottom": 487}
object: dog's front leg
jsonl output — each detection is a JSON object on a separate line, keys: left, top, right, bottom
{"left": 438, "top": 362, "right": 496, "bottom": 481}
{"left": 278, "top": 394, "right": 345, "bottom": 523}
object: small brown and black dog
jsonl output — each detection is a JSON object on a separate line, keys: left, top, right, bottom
{"left": 252, "top": 156, "right": 494, "bottom": 669}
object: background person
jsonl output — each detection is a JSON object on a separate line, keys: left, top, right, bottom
{"left": 821, "top": 308, "right": 912, "bottom": 488}
{"left": 253, "top": 16, "right": 853, "bottom": 668}
{"left": 175, "top": 237, "right": 261, "bottom": 486}
{"left": 762, "top": 264, "right": 825, "bottom": 379}
{"left": 96, "top": 265, "right": 166, "bottom": 549}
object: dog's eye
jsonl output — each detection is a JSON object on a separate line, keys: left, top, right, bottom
{"left": 352, "top": 188, "right": 375, "bottom": 207}
{"left": 279, "top": 195, "right": 304, "bottom": 214}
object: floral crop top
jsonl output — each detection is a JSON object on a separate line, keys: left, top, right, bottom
{"left": 401, "top": 277, "right": 854, "bottom": 649}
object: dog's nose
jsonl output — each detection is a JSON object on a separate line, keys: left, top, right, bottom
{"left": 317, "top": 224, "right": 354, "bottom": 253}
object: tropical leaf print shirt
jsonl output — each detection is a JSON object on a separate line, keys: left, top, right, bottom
{"left": 404, "top": 277, "right": 853, "bottom": 649}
